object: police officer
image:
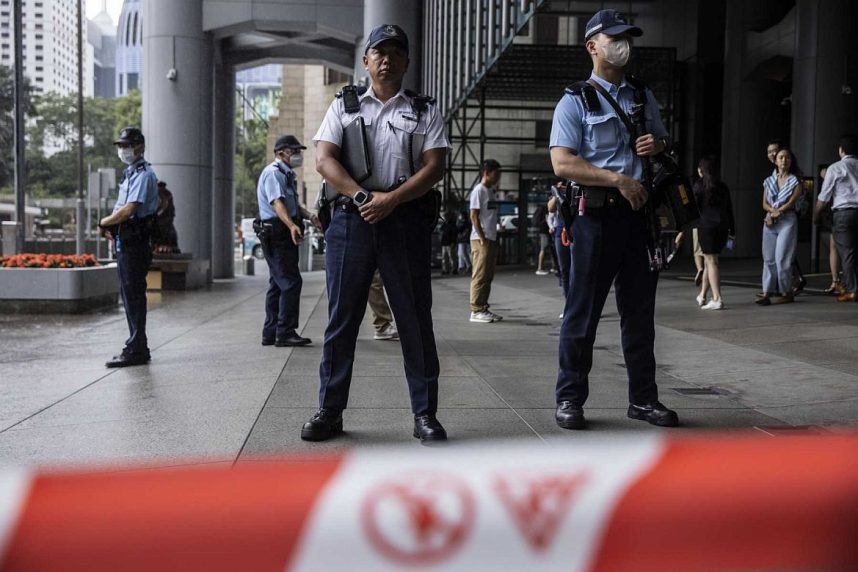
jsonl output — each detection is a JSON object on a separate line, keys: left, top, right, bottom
{"left": 99, "top": 127, "right": 158, "bottom": 368}
{"left": 257, "top": 134, "right": 319, "bottom": 347}
{"left": 304, "top": 24, "right": 450, "bottom": 443}
{"left": 550, "top": 10, "right": 679, "bottom": 429}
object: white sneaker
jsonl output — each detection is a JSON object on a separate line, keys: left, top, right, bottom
{"left": 696, "top": 295, "right": 706, "bottom": 307}
{"left": 535, "top": 270, "right": 550, "bottom": 276}
{"left": 470, "top": 311, "right": 495, "bottom": 323}
{"left": 701, "top": 300, "right": 724, "bottom": 310}
{"left": 373, "top": 324, "right": 399, "bottom": 340}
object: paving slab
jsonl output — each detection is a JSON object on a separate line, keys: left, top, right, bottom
{"left": 0, "top": 261, "right": 855, "bottom": 469}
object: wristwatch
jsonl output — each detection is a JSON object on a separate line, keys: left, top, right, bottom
{"left": 658, "top": 137, "right": 670, "bottom": 153}
{"left": 352, "top": 189, "right": 371, "bottom": 207}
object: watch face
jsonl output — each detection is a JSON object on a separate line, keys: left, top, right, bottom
{"left": 355, "top": 191, "right": 368, "bottom": 204}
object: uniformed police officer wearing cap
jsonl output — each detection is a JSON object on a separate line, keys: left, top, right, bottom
{"left": 304, "top": 24, "right": 451, "bottom": 443}
{"left": 99, "top": 127, "right": 159, "bottom": 368}
{"left": 257, "top": 134, "right": 320, "bottom": 348}
{"left": 550, "top": 10, "right": 679, "bottom": 429}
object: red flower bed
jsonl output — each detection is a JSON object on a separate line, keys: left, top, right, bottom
{"left": 0, "top": 254, "right": 100, "bottom": 269}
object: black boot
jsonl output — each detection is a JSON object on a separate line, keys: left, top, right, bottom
{"left": 413, "top": 414, "right": 447, "bottom": 443}
{"left": 628, "top": 402, "right": 679, "bottom": 427}
{"left": 301, "top": 409, "right": 343, "bottom": 441}
{"left": 555, "top": 401, "right": 586, "bottom": 429}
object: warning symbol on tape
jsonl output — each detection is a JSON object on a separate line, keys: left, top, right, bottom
{"left": 361, "top": 474, "right": 476, "bottom": 566}
{"left": 495, "top": 471, "right": 589, "bottom": 552}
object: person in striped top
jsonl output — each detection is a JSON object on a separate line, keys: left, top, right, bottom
{"left": 757, "top": 148, "right": 803, "bottom": 305}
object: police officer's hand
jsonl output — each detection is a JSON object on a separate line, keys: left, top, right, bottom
{"left": 359, "top": 192, "right": 398, "bottom": 224}
{"left": 635, "top": 134, "right": 661, "bottom": 157}
{"left": 310, "top": 213, "right": 322, "bottom": 230}
{"left": 617, "top": 175, "right": 648, "bottom": 211}
{"left": 288, "top": 223, "right": 304, "bottom": 246}
{"left": 97, "top": 224, "right": 112, "bottom": 240}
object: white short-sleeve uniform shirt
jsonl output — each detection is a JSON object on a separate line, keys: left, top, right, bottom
{"left": 313, "top": 85, "right": 451, "bottom": 191}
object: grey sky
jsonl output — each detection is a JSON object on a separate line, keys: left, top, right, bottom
{"left": 86, "top": 0, "right": 124, "bottom": 24}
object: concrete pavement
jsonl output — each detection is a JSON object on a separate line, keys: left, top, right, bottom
{"left": 1, "top": 260, "right": 856, "bottom": 468}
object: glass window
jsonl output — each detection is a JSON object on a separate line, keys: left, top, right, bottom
{"left": 132, "top": 12, "right": 138, "bottom": 45}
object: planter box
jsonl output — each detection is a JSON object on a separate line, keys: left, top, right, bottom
{"left": 0, "top": 264, "right": 119, "bottom": 313}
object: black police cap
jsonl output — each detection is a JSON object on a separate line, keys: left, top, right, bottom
{"left": 274, "top": 134, "right": 306, "bottom": 152}
{"left": 365, "top": 24, "right": 409, "bottom": 54}
{"left": 584, "top": 9, "right": 642, "bottom": 41}
{"left": 113, "top": 126, "right": 145, "bottom": 145}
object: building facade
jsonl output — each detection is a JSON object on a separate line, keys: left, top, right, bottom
{"left": 0, "top": 0, "right": 92, "bottom": 96}
{"left": 115, "top": 0, "right": 141, "bottom": 95}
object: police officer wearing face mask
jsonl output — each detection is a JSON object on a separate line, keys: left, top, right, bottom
{"left": 549, "top": 10, "right": 678, "bottom": 429}
{"left": 304, "top": 24, "right": 450, "bottom": 443}
{"left": 99, "top": 127, "right": 159, "bottom": 368}
{"left": 257, "top": 134, "right": 320, "bottom": 347}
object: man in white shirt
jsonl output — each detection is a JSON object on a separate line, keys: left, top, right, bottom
{"left": 814, "top": 134, "right": 858, "bottom": 302}
{"left": 469, "top": 159, "right": 503, "bottom": 323}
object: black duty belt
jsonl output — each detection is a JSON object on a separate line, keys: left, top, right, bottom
{"left": 574, "top": 186, "right": 624, "bottom": 209}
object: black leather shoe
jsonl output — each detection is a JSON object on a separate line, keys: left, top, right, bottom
{"left": 105, "top": 352, "right": 150, "bottom": 368}
{"left": 628, "top": 402, "right": 679, "bottom": 427}
{"left": 275, "top": 334, "right": 312, "bottom": 347}
{"left": 261, "top": 338, "right": 275, "bottom": 346}
{"left": 301, "top": 409, "right": 343, "bottom": 441}
{"left": 555, "top": 401, "right": 586, "bottom": 429}
{"left": 413, "top": 414, "right": 447, "bottom": 443}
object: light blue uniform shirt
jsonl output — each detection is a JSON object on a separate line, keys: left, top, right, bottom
{"left": 113, "top": 158, "right": 158, "bottom": 218}
{"left": 549, "top": 72, "right": 669, "bottom": 181}
{"left": 257, "top": 160, "right": 300, "bottom": 220}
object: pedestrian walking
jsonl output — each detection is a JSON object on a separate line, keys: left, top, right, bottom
{"left": 368, "top": 271, "right": 398, "bottom": 340}
{"left": 692, "top": 156, "right": 735, "bottom": 310}
{"left": 306, "top": 24, "right": 450, "bottom": 443}
{"left": 456, "top": 211, "right": 472, "bottom": 273}
{"left": 814, "top": 135, "right": 858, "bottom": 302}
{"left": 549, "top": 9, "right": 678, "bottom": 429}
{"left": 440, "top": 210, "right": 458, "bottom": 275}
{"left": 99, "top": 127, "right": 158, "bottom": 368}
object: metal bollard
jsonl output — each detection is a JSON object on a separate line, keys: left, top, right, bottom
{"left": 243, "top": 255, "right": 254, "bottom": 276}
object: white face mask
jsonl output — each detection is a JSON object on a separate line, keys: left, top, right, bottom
{"left": 117, "top": 147, "right": 136, "bottom": 165}
{"left": 289, "top": 153, "right": 303, "bottom": 168}
{"left": 599, "top": 37, "right": 631, "bottom": 67}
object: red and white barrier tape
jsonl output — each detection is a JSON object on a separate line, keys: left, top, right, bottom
{"left": 0, "top": 432, "right": 856, "bottom": 571}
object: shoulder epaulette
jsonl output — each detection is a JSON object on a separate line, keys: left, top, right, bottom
{"left": 564, "top": 81, "right": 601, "bottom": 113}
{"left": 134, "top": 162, "right": 149, "bottom": 174}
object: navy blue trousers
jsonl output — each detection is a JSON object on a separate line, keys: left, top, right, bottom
{"left": 263, "top": 237, "right": 302, "bottom": 340}
{"left": 319, "top": 203, "right": 439, "bottom": 415}
{"left": 554, "top": 228, "right": 572, "bottom": 298}
{"left": 556, "top": 202, "right": 659, "bottom": 407}
{"left": 117, "top": 239, "right": 152, "bottom": 356}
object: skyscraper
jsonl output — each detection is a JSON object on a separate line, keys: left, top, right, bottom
{"left": 0, "top": 0, "right": 93, "bottom": 96}
{"left": 114, "top": 0, "right": 140, "bottom": 95}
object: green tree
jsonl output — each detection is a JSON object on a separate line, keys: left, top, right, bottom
{"left": 24, "top": 90, "right": 141, "bottom": 197}
{"left": 234, "top": 113, "right": 269, "bottom": 220}
{"left": 0, "top": 64, "right": 35, "bottom": 189}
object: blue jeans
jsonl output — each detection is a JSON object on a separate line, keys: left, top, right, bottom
{"left": 319, "top": 203, "right": 439, "bottom": 415}
{"left": 556, "top": 202, "right": 659, "bottom": 407}
{"left": 262, "top": 237, "right": 302, "bottom": 340}
{"left": 761, "top": 211, "right": 797, "bottom": 295}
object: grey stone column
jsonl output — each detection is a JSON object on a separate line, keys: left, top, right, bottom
{"left": 360, "top": 0, "right": 422, "bottom": 91}
{"left": 791, "top": 0, "right": 858, "bottom": 177}
{"left": 212, "top": 54, "right": 235, "bottom": 279}
{"left": 142, "top": 0, "right": 213, "bottom": 280}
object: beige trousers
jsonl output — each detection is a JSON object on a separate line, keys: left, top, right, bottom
{"left": 470, "top": 239, "right": 498, "bottom": 312}
{"left": 368, "top": 270, "right": 393, "bottom": 331}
